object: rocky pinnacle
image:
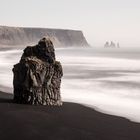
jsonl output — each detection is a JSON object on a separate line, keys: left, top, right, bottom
{"left": 13, "top": 38, "right": 63, "bottom": 105}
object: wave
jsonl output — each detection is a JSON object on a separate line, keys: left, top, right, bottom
{"left": 1, "top": 48, "right": 140, "bottom": 122}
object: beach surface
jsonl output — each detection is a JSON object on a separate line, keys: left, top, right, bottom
{"left": 1, "top": 91, "right": 140, "bottom": 140}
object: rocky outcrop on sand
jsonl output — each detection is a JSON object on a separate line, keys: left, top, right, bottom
{"left": 13, "top": 38, "right": 63, "bottom": 105}
{"left": 0, "top": 26, "right": 89, "bottom": 48}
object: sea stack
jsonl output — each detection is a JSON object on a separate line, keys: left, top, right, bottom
{"left": 13, "top": 38, "right": 63, "bottom": 105}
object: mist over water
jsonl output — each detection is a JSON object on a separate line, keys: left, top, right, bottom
{"left": 0, "top": 47, "right": 140, "bottom": 122}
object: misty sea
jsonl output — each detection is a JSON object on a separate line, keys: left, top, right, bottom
{"left": 0, "top": 47, "right": 140, "bottom": 122}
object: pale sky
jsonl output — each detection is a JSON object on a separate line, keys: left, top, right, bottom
{"left": 0, "top": 0, "right": 140, "bottom": 47}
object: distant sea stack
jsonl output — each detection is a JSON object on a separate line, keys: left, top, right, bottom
{"left": 104, "top": 41, "right": 120, "bottom": 48}
{"left": 0, "top": 26, "right": 89, "bottom": 49}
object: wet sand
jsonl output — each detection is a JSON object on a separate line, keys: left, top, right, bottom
{"left": 0, "top": 91, "right": 140, "bottom": 140}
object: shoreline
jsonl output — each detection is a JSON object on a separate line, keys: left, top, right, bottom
{"left": 1, "top": 91, "right": 140, "bottom": 140}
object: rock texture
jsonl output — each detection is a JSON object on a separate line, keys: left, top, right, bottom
{"left": 13, "top": 38, "right": 63, "bottom": 105}
{"left": 0, "top": 26, "right": 89, "bottom": 48}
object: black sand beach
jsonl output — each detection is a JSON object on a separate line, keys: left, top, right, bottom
{"left": 0, "top": 91, "right": 140, "bottom": 140}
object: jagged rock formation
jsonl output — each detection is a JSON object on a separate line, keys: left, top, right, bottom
{"left": 104, "top": 41, "right": 110, "bottom": 48}
{"left": 104, "top": 41, "right": 120, "bottom": 48}
{"left": 0, "top": 26, "right": 89, "bottom": 49}
{"left": 13, "top": 38, "right": 63, "bottom": 105}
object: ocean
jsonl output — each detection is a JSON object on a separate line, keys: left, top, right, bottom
{"left": 0, "top": 47, "right": 140, "bottom": 122}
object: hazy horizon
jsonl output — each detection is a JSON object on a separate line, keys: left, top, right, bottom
{"left": 0, "top": 0, "right": 140, "bottom": 47}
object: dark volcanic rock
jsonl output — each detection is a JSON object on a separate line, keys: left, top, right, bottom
{"left": 13, "top": 38, "right": 63, "bottom": 105}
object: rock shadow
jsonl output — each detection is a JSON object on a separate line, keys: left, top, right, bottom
{"left": 0, "top": 91, "right": 13, "bottom": 103}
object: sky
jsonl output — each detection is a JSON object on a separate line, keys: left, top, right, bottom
{"left": 0, "top": 0, "right": 140, "bottom": 47}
